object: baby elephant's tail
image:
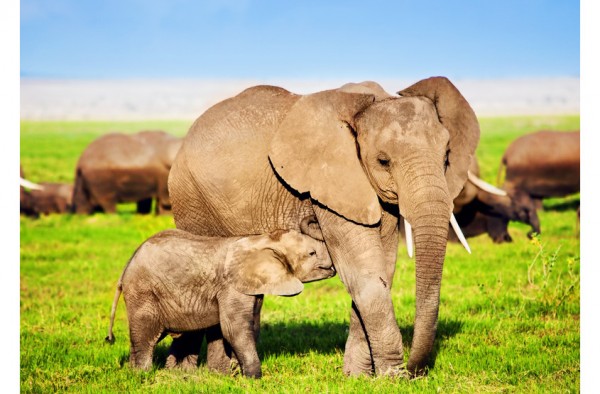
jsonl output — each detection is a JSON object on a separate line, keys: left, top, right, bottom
{"left": 105, "top": 282, "right": 122, "bottom": 344}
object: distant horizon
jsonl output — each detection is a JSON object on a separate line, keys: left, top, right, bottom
{"left": 20, "top": 76, "right": 580, "bottom": 120}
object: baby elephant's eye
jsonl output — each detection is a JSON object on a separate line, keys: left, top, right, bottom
{"left": 309, "top": 250, "right": 317, "bottom": 256}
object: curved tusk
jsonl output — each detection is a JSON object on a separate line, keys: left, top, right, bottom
{"left": 467, "top": 171, "right": 507, "bottom": 196}
{"left": 20, "top": 177, "right": 44, "bottom": 191}
{"left": 450, "top": 214, "right": 471, "bottom": 254}
{"left": 404, "top": 218, "right": 413, "bottom": 258}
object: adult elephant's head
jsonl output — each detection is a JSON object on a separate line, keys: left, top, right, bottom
{"left": 269, "top": 76, "right": 478, "bottom": 373}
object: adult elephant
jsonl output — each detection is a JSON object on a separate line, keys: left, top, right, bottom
{"left": 20, "top": 166, "right": 73, "bottom": 217}
{"left": 72, "top": 130, "right": 181, "bottom": 214}
{"left": 496, "top": 130, "right": 580, "bottom": 238}
{"left": 168, "top": 77, "right": 479, "bottom": 376}
{"left": 448, "top": 156, "right": 539, "bottom": 243}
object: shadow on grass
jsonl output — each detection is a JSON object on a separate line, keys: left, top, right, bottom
{"left": 543, "top": 199, "right": 580, "bottom": 212}
{"left": 399, "top": 318, "right": 464, "bottom": 371}
{"left": 117, "top": 318, "right": 463, "bottom": 372}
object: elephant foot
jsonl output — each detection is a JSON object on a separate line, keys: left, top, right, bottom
{"left": 377, "top": 363, "right": 410, "bottom": 378}
{"left": 165, "top": 354, "right": 198, "bottom": 370}
{"left": 491, "top": 231, "right": 512, "bottom": 243}
{"left": 206, "top": 328, "right": 240, "bottom": 376}
{"left": 527, "top": 230, "right": 540, "bottom": 239}
{"left": 342, "top": 331, "right": 374, "bottom": 376}
{"left": 166, "top": 331, "right": 202, "bottom": 370}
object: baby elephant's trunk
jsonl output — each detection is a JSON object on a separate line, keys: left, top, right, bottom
{"left": 299, "top": 215, "right": 325, "bottom": 241}
{"left": 105, "top": 283, "right": 123, "bottom": 344}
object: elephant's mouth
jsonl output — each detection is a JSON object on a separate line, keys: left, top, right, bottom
{"left": 320, "top": 265, "right": 336, "bottom": 277}
{"left": 378, "top": 189, "right": 398, "bottom": 204}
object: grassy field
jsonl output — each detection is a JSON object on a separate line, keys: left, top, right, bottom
{"left": 20, "top": 116, "right": 580, "bottom": 393}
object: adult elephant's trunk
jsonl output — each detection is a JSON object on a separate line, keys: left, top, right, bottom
{"left": 395, "top": 168, "right": 452, "bottom": 375}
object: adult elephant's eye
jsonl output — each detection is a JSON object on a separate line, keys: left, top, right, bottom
{"left": 377, "top": 154, "right": 391, "bottom": 168}
{"left": 444, "top": 149, "right": 450, "bottom": 171}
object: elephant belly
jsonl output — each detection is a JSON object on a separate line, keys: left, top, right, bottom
{"left": 158, "top": 297, "right": 220, "bottom": 333}
{"left": 86, "top": 168, "right": 158, "bottom": 202}
{"left": 508, "top": 161, "right": 580, "bottom": 198}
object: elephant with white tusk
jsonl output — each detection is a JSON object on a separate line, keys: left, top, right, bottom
{"left": 442, "top": 155, "right": 542, "bottom": 244}
{"left": 20, "top": 166, "right": 73, "bottom": 217}
{"left": 168, "top": 76, "right": 480, "bottom": 376}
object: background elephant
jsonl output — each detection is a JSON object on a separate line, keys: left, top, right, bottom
{"left": 72, "top": 130, "right": 182, "bottom": 215}
{"left": 168, "top": 77, "right": 480, "bottom": 376}
{"left": 496, "top": 130, "right": 580, "bottom": 237}
{"left": 20, "top": 166, "right": 73, "bottom": 217}
{"left": 106, "top": 228, "right": 334, "bottom": 376}
{"left": 448, "top": 155, "right": 539, "bottom": 243}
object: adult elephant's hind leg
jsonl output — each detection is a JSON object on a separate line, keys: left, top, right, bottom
{"left": 206, "top": 326, "right": 235, "bottom": 374}
{"left": 165, "top": 330, "right": 203, "bottom": 369}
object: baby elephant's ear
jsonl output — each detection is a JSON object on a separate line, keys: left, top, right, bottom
{"left": 225, "top": 244, "right": 304, "bottom": 296}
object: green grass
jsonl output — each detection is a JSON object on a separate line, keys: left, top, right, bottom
{"left": 20, "top": 116, "right": 580, "bottom": 393}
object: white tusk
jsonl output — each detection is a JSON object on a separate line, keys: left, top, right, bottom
{"left": 20, "top": 177, "right": 44, "bottom": 191}
{"left": 467, "top": 170, "right": 507, "bottom": 196}
{"left": 404, "top": 218, "right": 413, "bottom": 258}
{"left": 450, "top": 214, "right": 471, "bottom": 254}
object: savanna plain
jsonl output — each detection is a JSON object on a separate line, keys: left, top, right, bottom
{"left": 20, "top": 115, "right": 580, "bottom": 393}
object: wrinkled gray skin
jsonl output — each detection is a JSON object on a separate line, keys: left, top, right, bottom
{"left": 106, "top": 228, "right": 334, "bottom": 378}
{"left": 168, "top": 77, "right": 481, "bottom": 376}
{"left": 448, "top": 156, "right": 538, "bottom": 243}
{"left": 496, "top": 130, "right": 580, "bottom": 238}
{"left": 72, "top": 130, "right": 182, "bottom": 215}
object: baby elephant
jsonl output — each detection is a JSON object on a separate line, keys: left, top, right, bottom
{"left": 105, "top": 227, "right": 335, "bottom": 378}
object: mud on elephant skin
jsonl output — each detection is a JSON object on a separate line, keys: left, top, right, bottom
{"left": 106, "top": 228, "right": 334, "bottom": 377}
{"left": 168, "top": 77, "right": 481, "bottom": 376}
{"left": 72, "top": 130, "right": 182, "bottom": 215}
{"left": 496, "top": 130, "right": 580, "bottom": 238}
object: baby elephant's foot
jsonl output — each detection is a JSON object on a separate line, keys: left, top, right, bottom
{"left": 241, "top": 360, "right": 262, "bottom": 379}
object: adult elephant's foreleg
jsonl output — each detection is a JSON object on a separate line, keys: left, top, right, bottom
{"left": 313, "top": 205, "right": 404, "bottom": 376}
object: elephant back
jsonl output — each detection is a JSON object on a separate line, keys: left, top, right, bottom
{"left": 78, "top": 133, "right": 156, "bottom": 170}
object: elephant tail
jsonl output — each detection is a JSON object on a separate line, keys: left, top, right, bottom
{"left": 106, "top": 243, "right": 145, "bottom": 344}
{"left": 105, "top": 281, "right": 122, "bottom": 344}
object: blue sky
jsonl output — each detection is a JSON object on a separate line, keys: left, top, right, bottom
{"left": 20, "top": 0, "right": 580, "bottom": 80}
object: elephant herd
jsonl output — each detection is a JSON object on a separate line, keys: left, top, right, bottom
{"left": 20, "top": 130, "right": 183, "bottom": 217}
{"left": 21, "top": 77, "right": 580, "bottom": 377}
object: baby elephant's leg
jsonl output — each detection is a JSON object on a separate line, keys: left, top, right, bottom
{"left": 219, "top": 295, "right": 262, "bottom": 378}
{"left": 128, "top": 309, "right": 163, "bottom": 370}
{"left": 165, "top": 330, "right": 203, "bottom": 369}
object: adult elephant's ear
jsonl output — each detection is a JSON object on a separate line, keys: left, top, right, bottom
{"left": 225, "top": 239, "right": 304, "bottom": 296}
{"left": 269, "top": 89, "right": 381, "bottom": 225}
{"left": 398, "top": 77, "right": 480, "bottom": 200}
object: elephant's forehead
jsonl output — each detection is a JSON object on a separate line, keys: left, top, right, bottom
{"left": 360, "top": 97, "right": 448, "bottom": 143}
